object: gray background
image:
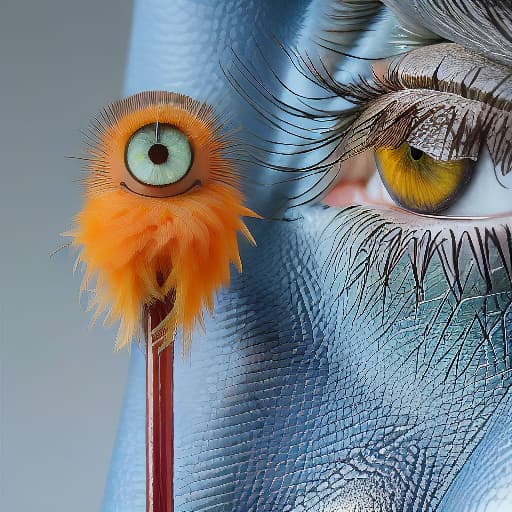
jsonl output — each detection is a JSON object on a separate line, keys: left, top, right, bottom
{"left": 0, "top": 1, "right": 133, "bottom": 510}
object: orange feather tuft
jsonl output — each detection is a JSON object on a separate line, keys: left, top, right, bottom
{"left": 69, "top": 91, "right": 258, "bottom": 351}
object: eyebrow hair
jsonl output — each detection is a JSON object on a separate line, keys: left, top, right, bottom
{"left": 382, "top": 0, "right": 512, "bottom": 67}
{"left": 318, "top": 0, "right": 383, "bottom": 54}
{"left": 321, "top": 0, "right": 443, "bottom": 60}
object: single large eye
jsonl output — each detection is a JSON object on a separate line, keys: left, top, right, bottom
{"left": 375, "top": 143, "right": 473, "bottom": 214}
{"left": 84, "top": 91, "right": 226, "bottom": 199}
{"left": 126, "top": 123, "right": 192, "bottom": 186}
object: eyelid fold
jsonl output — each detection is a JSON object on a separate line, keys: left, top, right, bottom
{"left": 338, "top": 43, "right": 512, "bottom": 174}
{"left": 382, "top": 0, "right": 512, "bottom": 68}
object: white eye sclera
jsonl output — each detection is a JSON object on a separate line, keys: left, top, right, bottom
{"left": 125, "top": 124, "right": 192, "bottom": 186}
{"left": 444, "top": 148, "right": 512, "bottom": 217}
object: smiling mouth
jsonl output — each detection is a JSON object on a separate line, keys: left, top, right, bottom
{"left": 120, "top": 179, "right": 202, "bottom": 198}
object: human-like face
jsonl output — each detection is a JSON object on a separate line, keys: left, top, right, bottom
{"left": 102, "top": 1, "right": 512, "bottom": 510}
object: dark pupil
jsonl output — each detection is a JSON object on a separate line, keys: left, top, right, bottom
{"left": 148, "top": 143, "right": 169, "bottom": 165}
{"left": 409, "top": 146, "right": 424, "bottom": 161}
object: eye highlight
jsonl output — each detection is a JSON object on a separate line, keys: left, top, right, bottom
{"left": 375, "top": 143, "right": 473, "bottom": 214}
{"left": 126, "top": 123, "right": 192, "bottom": 186}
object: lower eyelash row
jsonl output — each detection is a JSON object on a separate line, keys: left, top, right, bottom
{"left": 323, "top": 206, "right": 512, "bottom": 303}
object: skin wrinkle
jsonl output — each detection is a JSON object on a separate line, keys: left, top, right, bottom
{"left": 205, "top": 208, "right": 512, "bottom": 510}
{"left": 102, "top": 1, "right": 512, "bottom": 510}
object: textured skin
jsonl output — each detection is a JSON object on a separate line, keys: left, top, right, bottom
{"left": 102, "top": 1, "right": 512, "bottom": 510}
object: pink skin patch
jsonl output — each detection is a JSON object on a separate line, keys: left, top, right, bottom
{"left": 322, "top": 61, "right": 394, "bottom": 210}
{"left": 321, "top": 151, "right": 393, "bottom": 208}
{"left": 323, "top": 181, "right": 375, "bottom": 207}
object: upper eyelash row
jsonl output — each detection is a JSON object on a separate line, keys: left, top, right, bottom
{"left": 227, "top": 43, "right": 512, "bottom": 206}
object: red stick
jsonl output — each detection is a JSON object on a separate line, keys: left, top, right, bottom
{"left": 146, "top": 299, "right": 174, "bottom": 512}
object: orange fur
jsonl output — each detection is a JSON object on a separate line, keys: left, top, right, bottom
{"left": 70, "top": 92, "right": 257, "bottom": 351}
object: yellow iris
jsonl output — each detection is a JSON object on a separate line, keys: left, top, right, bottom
{"left": 375, "top": 143, "right": 472, "bottom": 214}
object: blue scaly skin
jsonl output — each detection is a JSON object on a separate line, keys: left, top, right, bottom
{"left": 102, "top": 1, "right": 512, "bottom": 510}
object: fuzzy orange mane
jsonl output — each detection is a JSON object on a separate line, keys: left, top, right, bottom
{"left": 69, "top": 92, "right": 257, "bottom": 350}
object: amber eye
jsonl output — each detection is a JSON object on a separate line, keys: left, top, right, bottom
{"left": 375, "top": 143, "right": 474, "bottom": 214}
{"left": 125, "top": 123, "right": 193, "bottom": 186}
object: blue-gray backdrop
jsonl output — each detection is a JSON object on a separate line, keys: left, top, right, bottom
{"left": 0, "top": 2, "right": 133, "bottom": 511}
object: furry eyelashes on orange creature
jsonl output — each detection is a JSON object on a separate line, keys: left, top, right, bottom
{"left": 67, "top": 91, "right": 258, "bottom": 352}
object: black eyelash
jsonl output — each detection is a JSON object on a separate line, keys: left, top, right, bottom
{"left": 322, "top": 206, "right": 512, "bottom": 383}
{"left": 230, "top": 39, "right": 512, "bottom": 211}
{"left": 226, "top": 44, "right": 394, "bottom": 206}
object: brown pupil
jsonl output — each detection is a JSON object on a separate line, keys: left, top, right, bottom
{"left": 148, "top": 143, "right": 169, "bottom": 165}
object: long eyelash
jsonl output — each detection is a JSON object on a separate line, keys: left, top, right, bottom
{"left": 232, "top": 39, "right": 512, "bottom": 210}
{"left": 322, "top": 206, "right": 512, "bottom": 382}
{"left": 347, "top": 60, "right": 512, "bottom": 176}
{"left": 227, "top": 44, "right": 399, "bottom": 206}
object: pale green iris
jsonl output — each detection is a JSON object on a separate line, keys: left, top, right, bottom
{"left": 126, "top": 124, "right": 192, "bottom": 185}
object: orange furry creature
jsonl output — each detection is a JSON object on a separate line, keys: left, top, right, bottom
{"left": 69, "top": 91, "right": 257, "bottom": 351}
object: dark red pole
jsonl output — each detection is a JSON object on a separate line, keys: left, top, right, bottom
{"left": 145, "top": 299, "right": 174, "bottom": 512}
